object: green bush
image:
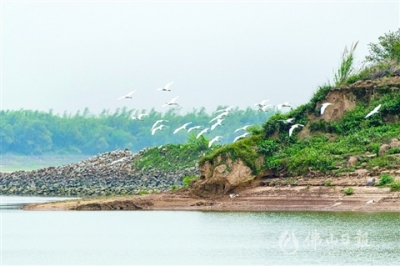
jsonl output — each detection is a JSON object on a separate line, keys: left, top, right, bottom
{"left": 344, "top": 187, "right": 354, "bottom": 195}
{"left": 390, "top": 181, "right": 400, "bottom": 191}
{"left": 182, "top": 175, "right": 199, "bottom": 187}
{"left": 365, "top": 29, "right": 400, "bottom": 63}
{"left": 378, "top": 173, "right": 394, "bottom": 186}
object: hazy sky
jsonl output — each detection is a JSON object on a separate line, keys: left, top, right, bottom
{"left": 1, "top": 1, "right": 399, "bottom": 115}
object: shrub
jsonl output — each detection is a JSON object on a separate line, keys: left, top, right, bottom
{"left": 378, "top": 173, "right": 394, "bottom": 186}
{"left": 182, "top": 175, "right": 199, "bottom": 187}
{"left": 344, "top": 187, "right": 354, "bottom": 195}
{"left": 390, "top": 181, "right": 400, "bottom": 191}
{"left": 365, "top": 29, "right": 400, "bottom": 63}
{"left": 334, "top": 42, "right": 359, "bottom": 86}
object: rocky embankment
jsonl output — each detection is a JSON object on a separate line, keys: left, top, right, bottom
{"left": 0, "top": 149, "right": 199, "bottom": 197}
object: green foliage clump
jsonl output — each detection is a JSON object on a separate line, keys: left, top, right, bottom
{"left": 182, "top": 175, "right": 199, "bottom": 187}
{"left": 390, "top": 181, "right": 400, "bottom": 191}
{"left": 378, "top": 173, "right": 394, "bottom": 187}
{"left": 334, "top": 42, "right": 358, "bottom": 86}
{"left": 344, "top": 187, "right": 354, "bottom": 195}
{"left": 365, "top": 29, "right": 400, "bottom": 63}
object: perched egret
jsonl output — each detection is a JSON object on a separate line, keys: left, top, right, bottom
{"left": 117, "top": 90, "right": 136, "bottom": 100}
{"left": 234, "top": 125, "right": 252, "bottom": 133}
{"left": 131, "top": 113, "right": 146, "bottom": 121}
{"left": 151, "top": 125, "right": 167, "bottom": 135}
{"left": 278, "top": 118, "right": 295, "bottom": 124}
{"left": 196, "top": 128, "right": 209, "bottom": 139}
{"left": 289, "top": 124, "right": 304, "bottom": 137}
{"left": 233, "top": 132, "right": 250, "bottom": 143}
{"left": 320, "top": 102, "right": 333, "bottom": 115}
{"left": 173, "top": 122, "right": 192, "bottom": 134}
{"left": 157, "top": 82, "right": 173, "bottom": 91}
{"left": 208, "top": 136, "right": 223, "bottom": 148}
{"left": 162, "top": 96, "right": 179, "bottom": 107}
{"left": 229, "top": 193, "right": 239, "bottom": 198}
{"left": 365, "top": 104, "right": 382, "bottom": 118}
{"left": 151, "top": 120, "right": 169, "bottom": 130}
{"left": 187, "top": 125, "right": 202, "bottom": 133}
{"left": 211, "top": 118, "right": 224, "bottom": 130}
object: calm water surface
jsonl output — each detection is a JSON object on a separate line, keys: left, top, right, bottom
{"left": 1, "top": 196, "right": 399, "bottom": 265}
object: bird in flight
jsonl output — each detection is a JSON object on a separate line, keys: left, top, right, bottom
{"left": 151, "top": 125, "right": 167, "bottom": 135}
{"left": 173, "top": 122, "right": 192, "bottom": 134}
{"left": 162, "top": 96, "right": 179, "bottom": 107}
{"left": 187, "top": 125, "right": 202, "bottom": 133}
{"left": 278, "top": 118, "right": 295, "bottom": 124}
{"left": 131, "top": 113, "right": 146, "bottom": 121}
{"left": 254, "top": 100, "right": 270, "bottom": 110}
{"left": 210, "top": 111, "right": 229, "bottom": 123}
{"left": 157, "top": 82, "right": 174, "bottom": 92}
{"left": 196, "top": 128, "right": 209, "bottom": 139}
{"left": 277, "top": 102, "right": 293, "bottom": 110}
{"left": 233, "top": 132, "right": 250, "bottom": 143}
{"left": 151, "top": 120, "right": 169, "bottom": 130}
{"left": 117, "top": 90, "right": 136, "bottom": 100}
{"left": 320, "top": 102, "right": 333, "bottom": 115}
{"left": 234, "top": 125, "right": 252, "bottom": 133}
{"left": 211, "top": 118, "right": 224, "bottom": 130}
{"left": 365, "top": 104, "right": 382, "bottom": 118}
{"left": 216, "top": 106, "right": 235, "bottom": 113}
{"left": 208, "top": 136, "right": 223, "bottom": 148}
{"left": 289, "top": 124, "right": 304, "bottom": 137}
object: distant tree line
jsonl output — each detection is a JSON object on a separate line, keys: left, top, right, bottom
{"left": 0, "top": 107, "right": 275, "bottom": 155}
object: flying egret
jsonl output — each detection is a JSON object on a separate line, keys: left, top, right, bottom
{"left": 320, "top": 102, "right": 333, "bottom": 115}
{"left": 278, "top": 118, "right": 295, "bottom": 124}
{"left": 208, "top": 136, "right": 223, "bottom": 148}
{"left": 157, "top": 81, "right": 173, "bottom": 91}
{"left": 210, "top": 111, "right": 229, "bottom": 123}
{"left": 260, "top": 105, "right": 272, "bottom": 112}
{"left": 173, "top": 122, "right": 192, "bottom": 134}
{"left": 254, "top": 99, "right": 270, "bottom": 110}
{"left": 187, "top": 125, "right": 202, "bottom": 133}
{"left": 131, "top": 113, "right": 146, "bottom": 121}
{"left": 216, "top": 106, "right": 235, "bottom": 113}
{"left": 233, "top": 132, "right": 250, "bottom": 143}
{"left": 196, "top": 128, "right": 209, "bottom": 139}
{"left": 151, "top": 120, "right": 169, "bottom": 130}
{"left": 211, "top": 118, "right": 224, "bottom": 130}
{"left": 277, "top": 102, "right": 293, "bottom": 110}
{"left": 117, "top": 90, "right": 136, "bottom": 100}
{"left": 162, "top": 96, "right": 179, "bottom": 107}
{"left": 151, "top": 124, "right": 167, "bottom": 135}
{"left": 234, "top": 125, "right": 252, "bottom": 133}
{"left": 289, "top": 124, "right": 304, "bottom": 137}
{"left": 365, "top": 104, "right": 382, "bottom": 118}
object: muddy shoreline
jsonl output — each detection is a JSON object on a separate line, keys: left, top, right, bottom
{"left": 22, "top": 183, "right": 400, "bottom": 212}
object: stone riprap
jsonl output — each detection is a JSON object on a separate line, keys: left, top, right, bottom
{"left": 0, "top": 149, "right": 199, "bottom": 197}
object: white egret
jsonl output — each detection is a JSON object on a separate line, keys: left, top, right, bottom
{"left": 233, "top": 132, "right": 250, "bottom": 143}
{"left": 187, "top": 125, "right": 202, "bottom": 133}
{"left": 277, "top": 102, "right": 293, "bottom": 110}
{"left": 234, "top": 125, "right": 251, "bottom": 133}
{"left": 278, "top": 118, "right": 295, "bottom": 124}
{"left": 254, "top": 99, "right": 270, "bottom": 110}
{"left": 260, "top": 105, "right": 272, "bottom": 112}
{"left": 173, "top": 122, "right": 192, "bottom": 134}
{"left": 211, "top": 118, "right": 224, "bottom": 130}
{"left": 157, "top": 81, "right": 173, "bottom": 91}
{"left": 162, "top": 96, "right": 179, "bottom": 107}
{"left": 151, "top": 125, "right": 167, "bottom": 135}
{"left": 289, "top": 124, "right": 304, "bottom": 137}
{"left": 208, "top": 136, "right": 223, "bottom": 148}
{"left": 229, "top": 193, "right": 239, "bottom": 198}
{"left": 117, "top": 90, "right": 136, "bottom": 100}
{"left": 320, "top": 102, "right": 333, "bottom": 115}
{"left": 210, "top": 111, "right": 229, "bottom": 123}
{"left": 131, "top": 113, "right": 146, "bottom": 121}
{"left": 196, "top": 128, "right": 209, "bottom": 139}
{"left": 151, "top": 120, "right": 169, "bottom": 130}
{"left": 365, "top": 104, "right": 382, "bottom": 118}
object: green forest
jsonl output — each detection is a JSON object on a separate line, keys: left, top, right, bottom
{"left": 0, "top": 106, "right": 275, "bottom": 155}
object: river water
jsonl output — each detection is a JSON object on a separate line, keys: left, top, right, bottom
{"left": 1, "top": 196, "right": 399, "bottom": 265}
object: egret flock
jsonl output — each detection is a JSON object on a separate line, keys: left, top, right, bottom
{"left": 117, "top": 83, "right": 383, "bottom": 148}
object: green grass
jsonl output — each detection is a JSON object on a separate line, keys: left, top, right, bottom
{"left": 390, "top": 181, "right": 400, "bottom": 191}
{"left": 344, "top": 187, "right": 354, "bottom": 195}
{"left": 379, "top": 173, "right": 394, "bottom": 187}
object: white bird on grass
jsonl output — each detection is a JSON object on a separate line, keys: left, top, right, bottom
{"left": 320, "top": 102, "right": 333, "bottom": 115}
{"left": 365, "top": 104, "right": 382, "bottom": 118}
{"left": 208, "top": 136, "right": 223, "bottom": 148}
{"left": 151, "top": 120, "right": 169, "bottom": 130}
{"left": 216, "top": 106, "right": 235, "bottom": 113}
{"left": 117, "top": 90, "right": 136, "bottom": 100}
{"left": 173, "top": 122, "right": 192, "bottom": 134}
{"left": 131, "top": 113, "right": 146, "bottom": 121}
{"left": 196, "top": 128, "right": 209, "bottom": 139}
{"left": 162, "top": 96, "right": 179, "bottom": 107}
{"left": 289, "top": 124, "right": 304, "bottom": 137}
{"left": 234, "top": 125, "right": 252, "bottom": 133}
{"left": 233, "top": 132, "right": 250, "bottom": 143}
{"left": 210, "top": 111, "right": 229, "bottom": 123}
{"left": 157, "top": 82, "right": 173, "bottom": 92}
{"left": 278, "top": 118, "right": 295, "bottom": 124}
{"left": 151, "top": 125, "right": 167, "bottom": 135}
{"left": 187, "top": 125, "right": 202, "bottom": 133}
{"left": 211, "top": 118, "right": 224, "bottom": 130}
